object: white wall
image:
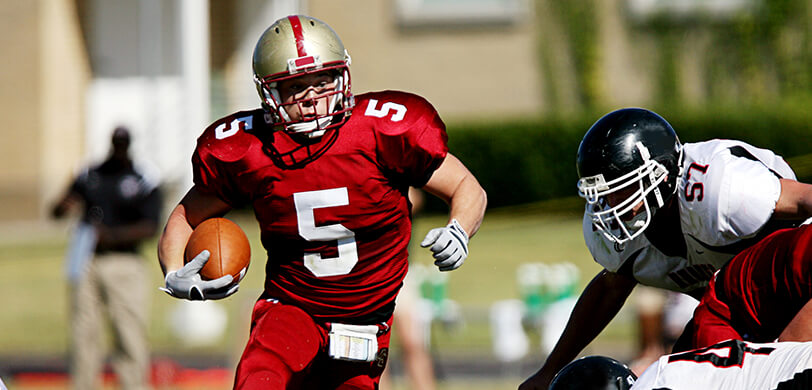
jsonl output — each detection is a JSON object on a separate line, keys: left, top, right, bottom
{"left": 84, "top": 0, "right": 210, "bottom": 200}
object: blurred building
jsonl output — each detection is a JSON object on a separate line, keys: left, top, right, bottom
{"left": 0, "top": 0, "right": 542, "bottom": 221}
{"left": 1, "top": 0, "right": 808, "bottom": 221}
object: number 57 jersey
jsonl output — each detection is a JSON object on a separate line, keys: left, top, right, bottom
{"left": 584, "top": 139, "right": 796, "bottom": 293}
{"left": 192, "top": 90, "right": 449, "bottom": 323}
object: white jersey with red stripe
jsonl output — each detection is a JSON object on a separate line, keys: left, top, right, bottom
{"left": 633, "top": 340, "right": 812, "bottom": 389}
{"left": 584, "top": 139, "right": 796, "bottom": 293}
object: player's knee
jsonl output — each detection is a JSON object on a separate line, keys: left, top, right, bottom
{"left": 237, "top": 370, "right": 287, "bottom": 390}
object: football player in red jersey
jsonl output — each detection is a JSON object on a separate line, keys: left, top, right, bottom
{"left": 681, "top": 222, "right": 812, "bottom": 349}
{"left": 156, "top": 15, "right": 486, "bottom": 390}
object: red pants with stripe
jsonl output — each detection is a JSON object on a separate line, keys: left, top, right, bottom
{"left": 233, "top": 298, "right": 392, "bottom": 389}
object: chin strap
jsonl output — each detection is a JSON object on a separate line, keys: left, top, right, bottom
{"left": 286, "top": 117, "right": 333, "bottom": 138}
{"left": 636, "top": 141, "right": 667, "bottom": 207}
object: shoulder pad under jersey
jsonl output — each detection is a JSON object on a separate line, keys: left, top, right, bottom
{"left": 197, "top": 109, "right": 264, "bottom": 162}
{"left": 679, "top": 140, "right": 791, "bottom": 245}
{"left": 352, "top": 91, "right": 441, "bottom": 136}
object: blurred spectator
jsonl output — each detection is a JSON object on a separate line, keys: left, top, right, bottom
{"left": 51, "top": 126, "right": 162, "bottom": 390}
{"left": 380, "top": 187, "right": 437, "bottom": 390}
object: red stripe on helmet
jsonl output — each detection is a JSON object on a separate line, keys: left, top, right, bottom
{"left": 288, "top": 16, "right": 307, "bottom": 57}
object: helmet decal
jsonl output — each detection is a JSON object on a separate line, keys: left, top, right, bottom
{"left": 287, "top": 16, "right": 325, "bottom": 74}
{"left": 289, "top": 15, "right": 308, "bottom": 57}
{"left": 288, "top": 55, "right": 322, "bottom": 73}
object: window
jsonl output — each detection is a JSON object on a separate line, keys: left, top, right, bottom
{"left": 625, "top": 0, "right": 758, "bottom": 22}
{"left": 395, "top": 0, "right": 529, "bottom": 27}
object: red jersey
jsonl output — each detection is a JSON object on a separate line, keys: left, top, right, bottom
{"left": 192, "top": 91, "right": 448, "bottom": 323}
{"left": 687, "top": 223, "right": 812, "bottom": 348}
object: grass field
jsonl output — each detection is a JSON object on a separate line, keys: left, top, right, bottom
{"left": 0, "top": 200, "right": 641, "bottom": 389}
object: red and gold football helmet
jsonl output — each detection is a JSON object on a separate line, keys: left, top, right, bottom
{"left": 252, "top": 15, "right": 354, "bottom": 139}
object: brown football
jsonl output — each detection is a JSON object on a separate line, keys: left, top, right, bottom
{"left": 184, "top": 218, "right": 251, "bottom": 283}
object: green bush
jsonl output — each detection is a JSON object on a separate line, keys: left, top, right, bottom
{"left": 445, "top": 117, "right": 587, "bottom": 208}
{"left": 439, "top": 105, "right": 812, "bottom": 211}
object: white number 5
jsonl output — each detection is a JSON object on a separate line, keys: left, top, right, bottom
{"left": 215, "top": 115, "right": 253, "bottom": 139}
{"left": 293, "top": 188, "right": 358, "bottom": 277}
{"left": 365, "top": 99, "right": 407, "bottom": 122}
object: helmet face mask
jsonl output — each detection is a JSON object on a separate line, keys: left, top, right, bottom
{"left": 578, "top": 142, "right": 675, "bottom": 245}
{"left": 253, "top": 15, "right": 354, "bottom": 140}
{"left": 576, "top": 108, "right": 683, "bottom": 246}
{"left": 256, "top": 64, "right": 352, "bottom": 139}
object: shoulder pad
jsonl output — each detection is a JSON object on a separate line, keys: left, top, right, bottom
{"left": 197, "top": 110, "right": 264, "bottom": 162}
{"left": 679, "top": 141, "right": 783, "bottom": 244}
{"left": 353, "top": 91, "right": 439, "bottom": 136}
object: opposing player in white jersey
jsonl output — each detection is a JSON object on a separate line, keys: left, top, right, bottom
{"left": 634, "top": 339, "right": 812, "bottom": 389}
{"left": 520, "top": 108, "right": 812, "bottom": 390}
{"left": 547, "top": 340, "right": 812, "bottom": 390}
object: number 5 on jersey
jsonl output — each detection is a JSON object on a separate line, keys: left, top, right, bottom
{"left": 294, "top": 188, "right": 358, "bottom": 277}
{"left": 365, "top": 99, "right": 407, "bottom": 122}
{"left": 215, "top": 115, "right": 253, "bottom": 139}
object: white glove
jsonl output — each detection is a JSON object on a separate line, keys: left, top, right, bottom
{"left": 160, "top": 250, "right": 239, "bottom": 300}
{"left": 421, "top": 219, "right": 469, "bottom": 271}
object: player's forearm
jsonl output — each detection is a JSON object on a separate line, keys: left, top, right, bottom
{"left": 157, "top": 204, "right": 194, "bottom": 275}
{"left": 448, "top": 174, "right": 487, "bottom": 237}
{"left": 424, "top": 153, "right": 487, "bottom": 237}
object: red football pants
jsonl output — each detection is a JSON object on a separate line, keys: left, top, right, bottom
{"left": 688, "top": 223, "right": 812, "bottom": 349}
{"left": 233, "top": 298, "right": 392, "bottom": 390}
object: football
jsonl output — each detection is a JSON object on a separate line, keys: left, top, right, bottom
{"left": 184, "top": 218, "right": 251, "bottom": 283}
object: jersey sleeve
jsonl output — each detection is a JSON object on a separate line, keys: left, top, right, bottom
{"left": 69, "top": 168, "right": 91, "bottom": 198}
{"left": 191, "top": 135, "right": 251, "bottom": 208}
{"left": 718, "top": 157, "right": 782, "bottom": 239}
{"left": 372, "top": 92, "right": 449, "bottom": 187}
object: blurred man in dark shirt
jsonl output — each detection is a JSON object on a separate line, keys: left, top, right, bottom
{"left": 52, "top": 126, "right": 162, "bottom": 390}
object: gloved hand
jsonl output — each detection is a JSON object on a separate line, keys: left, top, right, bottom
{"left": 421, "top": 219, "right": 469, "bottom": 271}
{"left": 160, "top": 250, "right": 239, "bottom": 300}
